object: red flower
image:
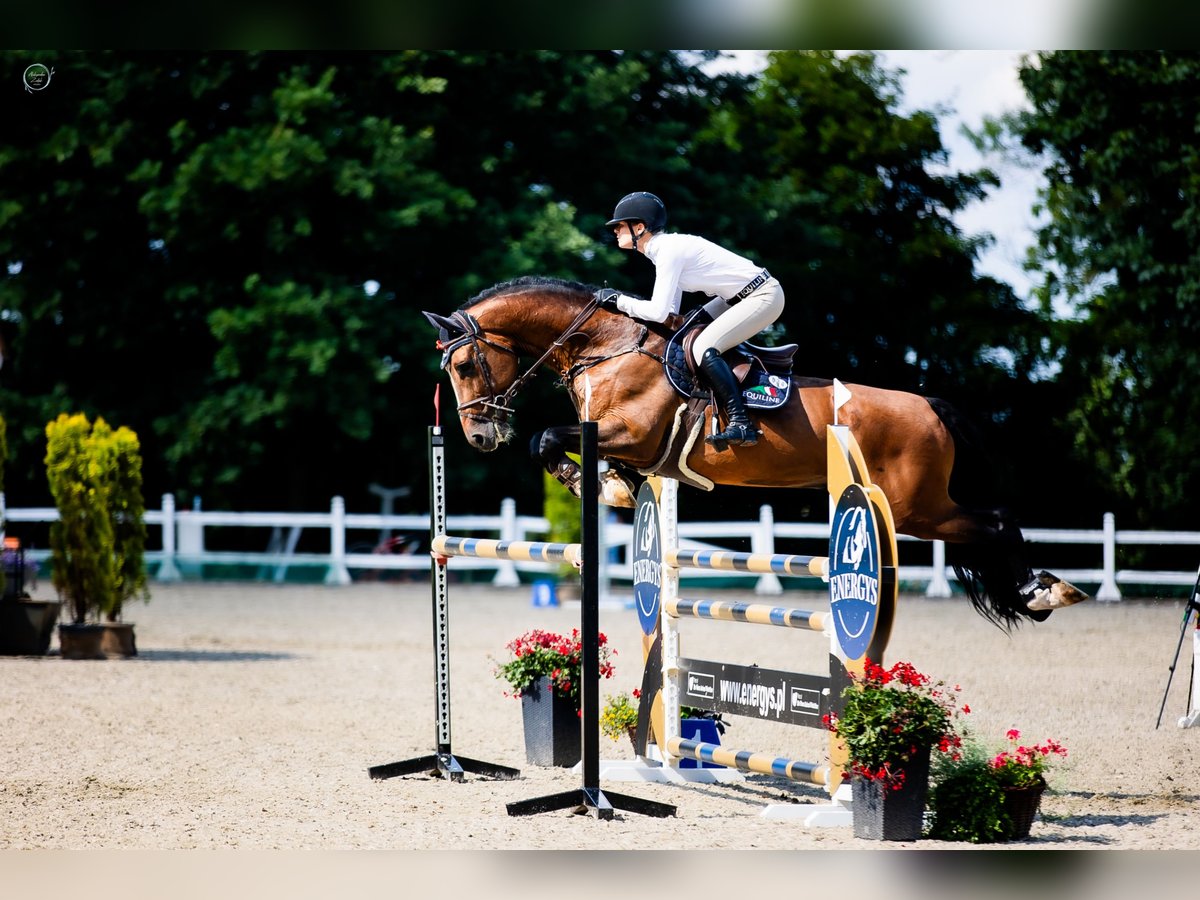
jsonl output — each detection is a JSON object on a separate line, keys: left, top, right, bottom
{"left": 495, "top": 627, "right": 617, "bottom": 707}
{"left": 828, "top": 658, "right": 967, "bottom": 790}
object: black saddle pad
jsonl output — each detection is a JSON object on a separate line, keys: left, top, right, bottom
{"left": 663, "top": 310, "right": 793, "bottom": 411}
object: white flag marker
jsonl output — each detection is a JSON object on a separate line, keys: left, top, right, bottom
{"left": 833, "top": 378, "right": 852, "bottom": 424}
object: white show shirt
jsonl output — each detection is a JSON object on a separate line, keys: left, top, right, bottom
{"left": 615, "top": 233, "right": 764, "bottom": 323}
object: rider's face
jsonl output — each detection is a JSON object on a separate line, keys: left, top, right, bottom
{"left": 613, "top": 221, "right": 641, "bottom": 251}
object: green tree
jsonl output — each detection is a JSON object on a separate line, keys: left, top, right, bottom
{"left": 1, "top": 51, "right": 1056, "bottom": 526}
{"left": 710, "top": 52, "right": 1044, "bottom": 401}
{"left": 0, "top": 51, "right": 741, "bottom": 515}
{"left": 679, "top": 51, "right": 1059, "bottom": 519}
{"left": 1013, "top": 51, "right": 1200, "bottom": 527}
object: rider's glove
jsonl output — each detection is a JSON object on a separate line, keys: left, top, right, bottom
{"left": 595, "top": 288, "right": 642, "bottom": 317}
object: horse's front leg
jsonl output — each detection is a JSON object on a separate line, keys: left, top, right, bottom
{"left": 530, "top": 426, "right": 637, "bottom": 508}
{"left": 532, "top": 425, "right": 582, "bottom": 495}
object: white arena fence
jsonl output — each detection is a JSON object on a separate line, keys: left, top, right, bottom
{"left": 2, "top": 493, "right": 1197, "bottom": 601}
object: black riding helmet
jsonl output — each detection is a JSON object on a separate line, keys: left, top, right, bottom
{"left": 605, "top": 191, "right": 667, "bottom": 233}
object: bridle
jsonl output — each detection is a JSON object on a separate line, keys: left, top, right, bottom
{"left": 436, "top": 297, "right": 602, "bottom": 425}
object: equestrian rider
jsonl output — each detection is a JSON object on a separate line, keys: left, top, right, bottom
{"left": 604, "top": 191, "right": 784, "bottom": 449}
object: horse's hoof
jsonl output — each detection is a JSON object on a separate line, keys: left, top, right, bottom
{"left": 1023, "top": 571, "right": 1090, "bottom": 611}
{"left": 599, "top": 471, "right": 636, "bottom": 508}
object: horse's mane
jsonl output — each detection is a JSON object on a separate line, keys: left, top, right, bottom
{"left": 462, "top": 276, "right": 602, "bottom": 310}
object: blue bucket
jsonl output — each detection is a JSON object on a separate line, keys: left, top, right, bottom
{"left": 531, "top": 579, "right": 559, "bottom": 607}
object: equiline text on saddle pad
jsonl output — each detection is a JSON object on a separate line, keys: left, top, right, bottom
{"left": 663, "top": 308, "right": 798, "bottom": 411}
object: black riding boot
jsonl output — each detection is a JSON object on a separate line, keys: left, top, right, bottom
{"left": 700, "top": 348, "right": 759, "bottom": 449}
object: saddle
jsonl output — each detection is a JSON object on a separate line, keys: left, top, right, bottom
{"left": 663, "top": 307, "right": 797, "bottom": 411}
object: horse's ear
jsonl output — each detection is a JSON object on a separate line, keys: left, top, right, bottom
{"left": 422, "top": 311, "right": 465, "bottom": 339}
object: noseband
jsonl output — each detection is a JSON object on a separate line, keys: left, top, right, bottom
{"left": 437, "top": 298, "right": 602, "bottom": 425}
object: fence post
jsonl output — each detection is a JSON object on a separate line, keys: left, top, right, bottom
{"left": 176, "top": 497, "right": 204, "bottom": 579}
{"left": 925, "top": 540, "right": 953, "bottom": 598}
{"left": 156, "top": 493, "right": 182, "bottom": 582}
{"left": 491, "top": 498, "right": 521, "bottom": 587}
{"left": 753, "top": 504, "right": 784, "bottom": 595}
{"left": 1095, "top": 512, "right": 1121, "bottom": 601}
{"left": 325, "top": 496, "right": 352, "bottom": 586}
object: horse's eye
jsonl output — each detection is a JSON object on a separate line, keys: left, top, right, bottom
{"left": 454, "top": 358, "right": 477, "bottom": 377}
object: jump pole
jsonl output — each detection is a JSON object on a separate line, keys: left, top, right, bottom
{"left": 368, "top": 423, "right": 521, "bottom": 783}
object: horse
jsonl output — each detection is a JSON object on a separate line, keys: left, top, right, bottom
{"left": 423, "top": 275, "right": 1087, "bottom": 629}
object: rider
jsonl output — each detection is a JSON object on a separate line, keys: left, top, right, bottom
{"left": 604, "top": 191, "right": 784, "bottom": 448}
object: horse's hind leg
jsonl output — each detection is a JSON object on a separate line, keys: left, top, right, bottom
{"left": 530, "top": 426, "right": 636, "bottom": 508}
{"left": 922, "top": 502, "right": 1088, "bottom": 626}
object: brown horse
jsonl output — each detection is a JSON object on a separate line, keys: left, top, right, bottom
{"left": 424, "top": 276, "right": 1087, "bottom": 628}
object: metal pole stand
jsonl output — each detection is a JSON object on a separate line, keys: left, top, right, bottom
{"left": 369, "top": 426, "right": 520, "bottom": 783}
{"left": 507, "top": 422, "right": 675, "bottom": 819}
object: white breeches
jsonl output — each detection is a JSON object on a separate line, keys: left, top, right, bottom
{"left": 691, "top": 279, "right": 785, "bottom": 364}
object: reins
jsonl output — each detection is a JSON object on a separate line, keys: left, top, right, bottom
{"left": 495, "top": 297, "right": 603, "bottom": 410}
{"left": 439, "top": 295, "right": 615, "bottom": 421}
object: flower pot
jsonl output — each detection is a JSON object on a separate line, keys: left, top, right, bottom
{"left": 99, "top": 621, "right": 137, "bottom": 658}
{"left": 57, "top": 623, "right": 107, "bottom": 660}
{"left": 520, "top": 675, "right": 581, "bottom": 767}
{"left": 1001, "top": 779, "right": 1046, "bottom": 840}
{"left": 851, "top": 746, "right": 932, "bottom": 841}
{"left": 0, "top": 599, "right": 61, "bottom": 655}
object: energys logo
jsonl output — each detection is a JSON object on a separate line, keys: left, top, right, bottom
{"left": 828, "top": 483, "right": 880, "bottom": 661}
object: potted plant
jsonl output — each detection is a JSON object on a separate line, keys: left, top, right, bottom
{"left": 601, "top": 690, "right": 729, "bottom": 769}
{"left": 989, "top": 729, "right": 1068, "bottom": 840}
{"left": 601, "top": 689, "right": 641, "bottom": 748}
{"left": 927, "top": 729, "right": 1067, "bottom": 843}
{"left": 45, "top": 413, "right": 149, "bottom": 659}
{"left": 0, "top": 414, "right": 61, "bottom": 656}
{"left": 99, "top": 423, "right": 150, "bottom": 656}
{"left": 494, "top": 627, "right": 616, "bottom": 766}
{"left": 824, "top": 659, "right": 967, "bottom": 841}
{"left": 925, "top": 737, "right": 1009, "bottom": 843}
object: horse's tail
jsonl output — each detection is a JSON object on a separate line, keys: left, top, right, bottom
{"left": 926, "top": 398, "right": 1042, "bottom": 629}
